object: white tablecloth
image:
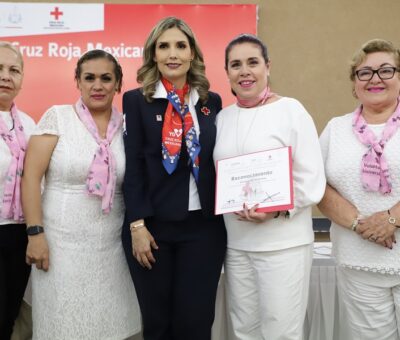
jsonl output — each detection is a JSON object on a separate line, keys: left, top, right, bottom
{"left": 303, "top": 243, "right": 351, "bottom": 340}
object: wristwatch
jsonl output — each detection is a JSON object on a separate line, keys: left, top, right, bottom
{"left": 26, "top": 225, "right": 44, "bottom": 236}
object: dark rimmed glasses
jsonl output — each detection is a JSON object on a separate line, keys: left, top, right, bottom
{"left": 355, "top": 66, "right": 400, "bottom": 81}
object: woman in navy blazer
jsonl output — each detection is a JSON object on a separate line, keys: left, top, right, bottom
{"left": 122, "top": 17, "right": 226, "bottom": 340}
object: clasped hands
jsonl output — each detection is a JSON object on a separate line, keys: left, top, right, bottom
{"left": 356, "top": 210, "right": 397, "bottom": 249}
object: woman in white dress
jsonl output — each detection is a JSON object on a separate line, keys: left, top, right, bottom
{"left": 21, "top": 50, "right": 141, "bottom": 340}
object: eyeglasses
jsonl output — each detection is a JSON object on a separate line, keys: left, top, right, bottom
{"left": 355, "top": 66, "right": 399, "bottom": 81}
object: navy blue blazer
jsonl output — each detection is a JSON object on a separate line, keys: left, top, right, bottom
{"left": 122, "top": 88, "right": 222, "bottom": 223}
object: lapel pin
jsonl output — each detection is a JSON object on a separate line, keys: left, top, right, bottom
{"left": 201, "top": 106, "right": 210, "bottom": 116}
{"left": 156, "top": 114, "right": 162, "bottom": 121}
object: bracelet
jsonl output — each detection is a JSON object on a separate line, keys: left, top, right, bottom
{"left": 350, "top": 218, "right": 359, "bottom": 232}
{"left": 273, "top": 211, "right": 280, "bottom": 219}
{"left": 130, "top": 220, "right": 145, "bottom": 232}
{"left": 387, "top": 210, "right": 400, "bottom": 228}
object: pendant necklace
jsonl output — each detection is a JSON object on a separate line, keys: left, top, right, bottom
{"left": 235, "top": 105, "right": 261, "bottom": 155}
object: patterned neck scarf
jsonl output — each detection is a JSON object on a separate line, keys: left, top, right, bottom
{"left": 161, "top": 78, "right": 201, "bottom": 182}
{"left": 352, "top": 98, "right": 400, "bottom": 194}
{"left": 236, "top": 85, "right": 274, "bottom": 108}
{"left": 75, "top": 98, "right": 122, "bottom": 214}
{"left": 0, "top": 103, "right": 27, "bottom": 221}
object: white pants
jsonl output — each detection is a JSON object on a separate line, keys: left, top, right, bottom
{"left": 224, "top": 244, "right": 313, "bottom": 340}
{"left": 337, "top": 267, "right": 400, "bottom": 340}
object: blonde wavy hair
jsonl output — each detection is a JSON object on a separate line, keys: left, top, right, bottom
{"left": 137, "top": 17, "right": 210, "bottom": 103}
{"left": 350, "top": 38, "right": 400, "bottom": 82}
{"left": 0, "top": 41, "right": 24, "bottom": 69}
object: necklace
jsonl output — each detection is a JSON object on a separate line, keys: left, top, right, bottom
{"left": 235, "top": 105, "right": 261, "bottom": 155}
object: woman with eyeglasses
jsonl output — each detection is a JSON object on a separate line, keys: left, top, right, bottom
{"left": 319, "top": 38, "right": 400, "bottom": 339}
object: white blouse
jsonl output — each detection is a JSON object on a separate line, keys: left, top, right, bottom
{"left": 320, "top": 112, "right": 400, "bottom": 275}
{"left": 0, "top": 109, "right": 36, "bottom": 225}
{"left": 152, "top": 81, "right": 201, "bottom": 211}
{"left": 214, "top": 97, "right": 325, "bottom": 251}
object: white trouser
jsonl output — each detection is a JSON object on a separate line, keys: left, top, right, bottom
{"left": 224, "top": 244, "right": 313, "bottom": 340}
{"left": 337, "top": 266, "right": 400, "bottom": 340}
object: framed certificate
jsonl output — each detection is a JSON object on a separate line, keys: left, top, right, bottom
{"left": 215, "top": 146, "right": 293, "bottom": 215}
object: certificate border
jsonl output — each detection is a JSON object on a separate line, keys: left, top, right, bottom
{"left": 214, "top": 146, "right": 294, "bottom": 215}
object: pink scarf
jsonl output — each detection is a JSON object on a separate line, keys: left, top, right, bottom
{"left": 75, "top": 98, "right": 122, "bottom": 214}
{"left": 236, "top": 85, "right": 274, "bottom": 108}
{"left": 0, "top": 103, "right": 27, "bottom": 221}
{"left": 352, "top": 98, "right": 400, "bottom": 194}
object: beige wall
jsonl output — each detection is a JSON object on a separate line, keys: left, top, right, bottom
{"left": 263, "top": 0, "right": 400, "bottom": 133}
{"left": 12, "top": 0, "right": 400, "bottom": 132}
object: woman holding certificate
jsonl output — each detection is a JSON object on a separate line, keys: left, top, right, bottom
{"left": 213, "top": 34, "right": 325, "bottom": 340}
{"left": 122, "top": 17, "right": 226, "bottom": 340}
{"left": 318, "top": 39, "right": 400, "bottom": 339}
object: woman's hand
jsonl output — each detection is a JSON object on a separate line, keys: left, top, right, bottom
{"left": 26, "top": 233, "right": 50, "bottom": 271}
{"left": 131, "top": 227, "right": 158, "bottom": 269}
{"left": 357, "top": 211, "right": 397, "bottom": 248}
{"left": 234, "top": 203, "right": 276, "bottom": 223}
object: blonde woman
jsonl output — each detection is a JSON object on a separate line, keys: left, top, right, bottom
{"left": 122, "top": 17, "right": 226, "bottom": 340}
{"left": 319, "top": 39, "right": 400, "bottom": 340}
{"left": 0, "top": 41, "right": 35, "bottom": 340}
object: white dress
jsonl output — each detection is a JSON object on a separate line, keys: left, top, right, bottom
{"left": 31, "top": 105, "right": 141, "bottom": 340}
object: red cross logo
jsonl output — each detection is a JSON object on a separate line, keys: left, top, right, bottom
{"left": 50, "top": 7, "right": 63, "bottom": 20}
{"left": 201, "top": 106, "right": 210, "bottom": 116}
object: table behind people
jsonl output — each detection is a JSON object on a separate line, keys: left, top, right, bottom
{"left": 121, "top": 16, "right": 226, "bottom": 340}
{"left": 318, "top": 38, "right": 400, "bottom": 340}
{"left": 21, "top": 49, "right": 140, "bottom": 340}
{"left": 213, "top": 33, "right": 325, "bottom": 340}
{"left": 0, "top": 41, "right": 35, "bottom": 340}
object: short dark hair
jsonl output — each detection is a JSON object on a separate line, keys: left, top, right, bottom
{"left": 75, "top": 49, "right": 123, "bottom": 92}
{"left": 225, "top": 33, "right": 269, "bottom": 70}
